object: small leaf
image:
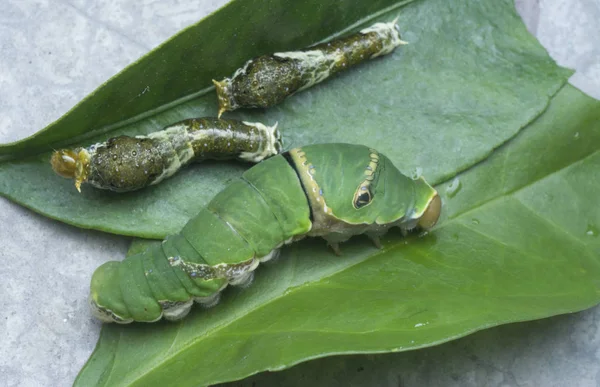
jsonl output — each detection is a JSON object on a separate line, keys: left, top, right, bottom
{"left": 75, "top": 85, "right": 600, "bottom": 387}
{"left": 0, "top": 0, "right": 570, "bottom": 238}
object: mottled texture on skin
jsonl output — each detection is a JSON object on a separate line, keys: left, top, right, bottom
{"left": 87, "top": 136, "right": 166, "bottom": 192}
{"left": 213, "top": 20, "right": 405, "bottom": 116}
{"left": 89, "top": 144, "right": 440, "bottom": 323}
{"left": 51, "top": 117, "right": 282, "bottom": 192}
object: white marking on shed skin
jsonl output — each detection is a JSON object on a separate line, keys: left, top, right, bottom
{"left": 360, "top": 18, "right": 408, "bottom": 58}
{"left": 144, "top": 124, "right": 195, "bottom": 185}
{"left": 273, "top": 19, "right": 405, "bottom": 91}
{"left": 238, "top": 121, "right": 282, "bottom": 162}
{"left": 274, "top": 49, "right": 344, "bottom": 91}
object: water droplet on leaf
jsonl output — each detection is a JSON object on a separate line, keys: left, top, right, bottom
{"left": 411, "top": 167, "right": 423, "bottom": 179}
{"left": 446, "top": 177, "right": 462, "bottom": 198}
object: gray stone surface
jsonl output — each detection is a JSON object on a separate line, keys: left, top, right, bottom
{"left": 0, "top": 1, "right": 598, "bottom": 386}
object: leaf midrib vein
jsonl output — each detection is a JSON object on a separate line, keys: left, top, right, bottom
{"left": 447, "top": 149, "right": 599, "bottom": 223}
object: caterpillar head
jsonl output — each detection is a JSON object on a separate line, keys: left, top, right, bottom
{"left": 417, "top": 193, "right": 441, "bottom": 230}
{"left": 212, "top": 78, "right": 235, "bottom": 118}
{"left": 50, "top": 148, "right": 90, "bottom": 192}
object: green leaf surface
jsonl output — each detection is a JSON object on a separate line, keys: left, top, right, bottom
{"left": 75, "top": 84, "right": 600, "bottom": 387}
{"left": 0, "top": 0, "right": 570, "bottom": 238}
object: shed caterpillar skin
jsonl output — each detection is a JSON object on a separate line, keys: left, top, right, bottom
{"left": 89, "top": 143, "right": 441, "bottom": 324}
{"left": 213, "top": 19, "right": 407, "bottom": 117}
{"left": 51, "top": 117, "right": 282, "bottom": 192}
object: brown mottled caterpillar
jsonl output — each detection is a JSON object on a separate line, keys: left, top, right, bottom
{"left": 51, "top": 118, "right": 282, "bottom": 192}
{"left": 213, "top": 18, "right": 406, "bottom": 117}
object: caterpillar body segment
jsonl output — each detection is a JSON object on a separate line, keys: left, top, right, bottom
{"left": 51, "top": 117, "right": 282, "bottom": 192}
{"left": 89, "top": 144, "right": 440, "bottom": 323}
{"left": 213, "top": 19, "right": 407, "bottom": 117}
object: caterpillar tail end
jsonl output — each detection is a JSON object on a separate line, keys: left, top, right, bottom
{"left": 389, "top": 16, "right": 408, "bottom": 46}
{"left": 239, "top": 120, "right": 283, "bottom": 162}
{"left": 362, "top": 18, "right": 408, "bottom": 57}
{"left": 50, "top": 148, "right": 90, "bottom": 193}
{"left": 269, "top": 121, "right": 283, "bottom": 154}
{"left": 89, "top": 261, "right": 133, "bottom": 324}
{"left": 212, "top": 78, "right": 234, "bottom": 118}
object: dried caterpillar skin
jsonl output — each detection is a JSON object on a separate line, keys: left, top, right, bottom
{"left": 51, "top": 117, "right": 282, "bottom": 192}
{"left": 89, "top": 144, "right": 441, "bottom": 324}
{"left": 213, "top": 19, "right": 406, "bottom": 117}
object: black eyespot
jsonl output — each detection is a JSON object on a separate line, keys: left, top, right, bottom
{"left": 354, "top": 191, "right": 372, "bottom": 209}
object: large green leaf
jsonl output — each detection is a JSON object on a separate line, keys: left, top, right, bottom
{"left": 0, "top": 0, "right": 570, "bottom": 238}
{"left": 215, "top": 312, "right": 589, "bottom": 387}
{"left": 75, "top": 84, "right": 600, "bottom": 387}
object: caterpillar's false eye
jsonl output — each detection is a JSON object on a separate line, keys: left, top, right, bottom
{"left": 51, "top": 149, "right": 78, "bottom": 178}
{"left": 418, "top": 194, "right": 441, "bottom": 230}
{"left": 353, "top": 190, "right": 372, "bottom": 209}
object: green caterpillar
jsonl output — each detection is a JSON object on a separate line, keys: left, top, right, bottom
{"left": 51, "top": 117, "right": 281, "bottom": 192}
{"left": 213, "top": 19, "right": 407, "bottom": 117}
{"left": 90, "top": 143, "right": 441, "bottom": 323}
